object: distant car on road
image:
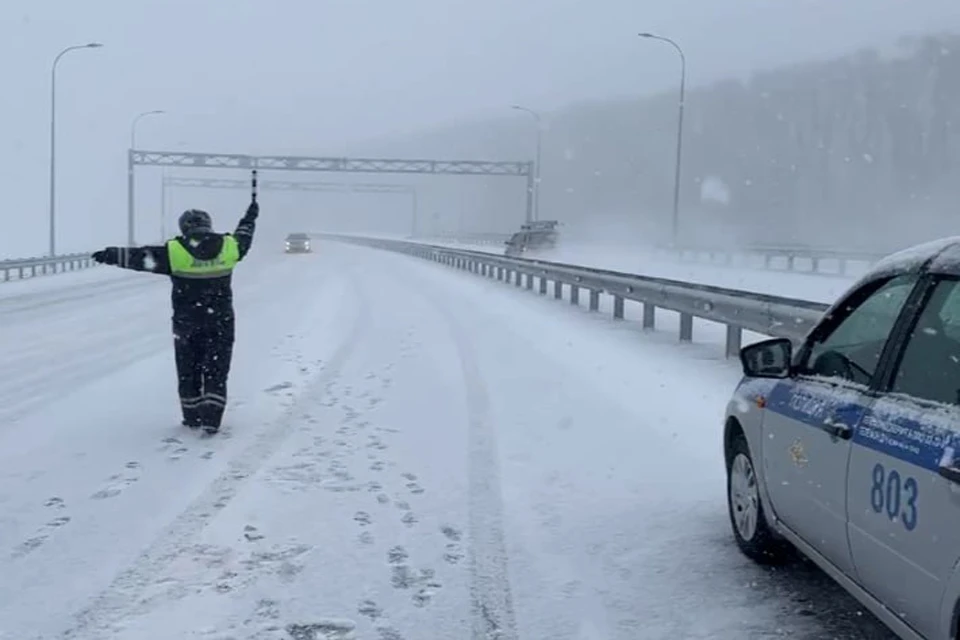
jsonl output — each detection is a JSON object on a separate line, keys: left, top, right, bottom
{"left": 504, "top": 220, "right": 559, "bottom": 258}
{"left": 285, "top": 233, "right": 311, "bottom": 254}
{"left": 724, "top": 236, "right": 960, "bottom": 640}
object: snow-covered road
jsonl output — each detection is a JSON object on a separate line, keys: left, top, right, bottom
{"left": 0, "top": 242, "right": 892, "bottom": 639}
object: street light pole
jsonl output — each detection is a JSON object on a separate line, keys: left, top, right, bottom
{"left": 128, "top": 110, "right": 165, "bottom": 246}
{"left": 639, "top": 32, "right": 686, "bottom": 247}
{"left": 511, "top": 105, "right": 543, "bottom": 222}
{"left": 160, "top": 169, "right": 168, "bottom": 242}
{"left": 49, "top": 42, "right": 103, "bottom": 257}
{"left": 131, "top": 109, "right": 165, "bottom": 149}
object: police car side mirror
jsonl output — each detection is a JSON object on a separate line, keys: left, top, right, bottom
{"left": 740, "top": 338, "right": 793, "bottom": 378}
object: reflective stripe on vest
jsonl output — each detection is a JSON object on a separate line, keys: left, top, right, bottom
{"left": 166, "top": 236, "right": 240, "bottom": 279}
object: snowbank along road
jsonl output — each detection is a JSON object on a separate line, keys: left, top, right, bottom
{"left": 0, "top": 241, "right": 894, "bottom": 639}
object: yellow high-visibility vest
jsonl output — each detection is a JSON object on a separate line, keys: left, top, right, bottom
{"left": 166, "top": 235, "right": 240, "bottom": 279}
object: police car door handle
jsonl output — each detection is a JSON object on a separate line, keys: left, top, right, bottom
{"left": 820, "top": 415, "right": 853, "bottom": 440}
{"left": 938, "top": 463, "right": 960, "bottom": 485}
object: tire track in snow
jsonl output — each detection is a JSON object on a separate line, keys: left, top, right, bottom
{"left": 60, "top": 271, "right": 371, "bottom": 639}
{"left": 401, "top": 277, "right": 520, "bottom": 640}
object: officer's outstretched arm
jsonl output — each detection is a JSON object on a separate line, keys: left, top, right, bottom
{"left": 91, "top": 245, "right": 172, "bottom": 275}
{"left": 234, "top": 201, "right": 259, "bottom": 260}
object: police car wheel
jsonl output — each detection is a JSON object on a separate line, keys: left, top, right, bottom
{"left": 727, "top": 434, "right": 790, "bottom": 565}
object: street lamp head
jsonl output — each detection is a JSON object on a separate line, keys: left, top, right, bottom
{"left": 85, "top": 42, "right": 104, "bottom": 48}
{"left": 638, "top": 32, "right": 656, "bottom": 38}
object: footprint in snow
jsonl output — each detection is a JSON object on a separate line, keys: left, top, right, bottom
{"left": 253, "top": 598, "right": 280, "bottom": 621}
{"left": 358, "top": 531, "right": 374, "bottom": 546}
{"left": 387, "top": 545, "right": 408, "bottom": 565}
{"left": 244, "top": 524, "right": 265, "bottom": 542}
{"left": 441, "top": 525, "right": 462, "bottom": 542}
{"left": 442, "top": 525, "right": 465, "bottom": 564}
{"left": 358, "top": 599, "right": 383, "bottom": 621}
{"left": 376, "top": 627, "right": 406, "bottom": 640}
{"left": 10, "top": 515, "right": 72, "bottom": 559}
{"left": 90, "top": 463, "right": 142, "bottom": 500}
{"left": 286, "top": 619, "right": 357, "bottom": 640}
{"left": 157, "top": 436, "right": 182, "bottom": 453}
{"left": 264, "top": 381, "right": 294, "bottom": 393}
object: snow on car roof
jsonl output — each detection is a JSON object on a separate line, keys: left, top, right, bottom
{"left": 859, "top": 236, "right": 960, "bottom": 282}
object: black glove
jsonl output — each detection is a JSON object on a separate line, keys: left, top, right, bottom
{"left": 246, "top": 201, "right": 259, "bottom": 220}
{"left": 91, "top": 248, "right": 118, "bottom": 265}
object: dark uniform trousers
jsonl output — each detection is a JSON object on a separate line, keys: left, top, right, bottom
{"left": 174, "top": 317, "right": 235, "bottom": 428}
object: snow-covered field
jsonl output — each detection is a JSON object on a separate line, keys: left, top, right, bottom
{"left": 0, "top": 241, "right": 891, "bottom": 639}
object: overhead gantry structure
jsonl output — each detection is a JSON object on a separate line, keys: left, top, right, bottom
{"left": 128, "top": 150, "right": 534, "bottom": 245}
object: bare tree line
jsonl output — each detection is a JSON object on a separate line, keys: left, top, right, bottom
{"left": 366, "top": 32, "right": 960, "bottom": 251}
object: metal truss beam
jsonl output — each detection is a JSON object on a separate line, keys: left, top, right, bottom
{"left": 129, "top": 148, "right": 535, "bottom": 246}
{"left": 160, "top": 176, "right": 420, "bottom": 240}
{"left": 163, "top": 176, "right": 414, "bottom": 194}
{"left": 134, "top": 150, "right": 530, "bottom": 177}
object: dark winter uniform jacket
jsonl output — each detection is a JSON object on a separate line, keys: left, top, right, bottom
{"left": 92, "top": 207, "right": 257, "bottom": 334}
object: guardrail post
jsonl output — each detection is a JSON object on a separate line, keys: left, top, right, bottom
{"left": 539, "top": 277, "right": 547, "bottom": 295}
{"left": 786, "top": 255, "right": 795, "bottom": 271}
{"left": 725, "top": 325, "right": 742, "bottom": 358}
{"left": 553, "top": 280, "right": 562, "bottom": 299}
{"left": 525, "top": 273, "right": 533, "bottom": 290}
{"left": 679, "top": 313, "right": 693, "bottom": 342}
{"left": 515, "top": 271, "right": 522, "bottom": 287}
{"left": 643, "top": 303, "right": 655, "bottom": 329}
{"left": 613, "top": 296, "right": 624, "bottom": 319}
{"left": 811, "top": 257, "right": 820, "bottom": 273}
{"left": 570, "top": 286, "right": 579, "bottom": 306}
{"left": 589, "top": 290, "right": 600, "bottom": 311}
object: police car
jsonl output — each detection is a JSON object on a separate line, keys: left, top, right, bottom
{"left": 285, "top": 232, "right": 311, "bottom": 254}
{"left": 726, "top": 237, "right": 960, "bottom": 640}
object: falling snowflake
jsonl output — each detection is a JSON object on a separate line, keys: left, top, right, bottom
{"left": 143, "top": 251, "right": 158, "bottom": 272}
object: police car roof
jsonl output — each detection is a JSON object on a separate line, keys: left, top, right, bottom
{"left": 858, "top": 236, "right": 960, "bottom": 282}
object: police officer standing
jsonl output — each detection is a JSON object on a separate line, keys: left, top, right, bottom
{"left": 92, "top": 197, "right": 259, "bottom": 435}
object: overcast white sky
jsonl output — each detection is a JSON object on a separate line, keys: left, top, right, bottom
{"left": 2, "top": 0, "right": 959, "bottom": 257}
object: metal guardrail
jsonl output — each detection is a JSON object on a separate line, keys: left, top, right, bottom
{"left": 664, "top": 244, "right": 887, "bottom": 276}
{"left": 414, "top": 232, "right": 889, "bottom": 276}
{"left": 0, "top": 253, "right": 98, "bottom": 282}
{"left": 414, "top": 233, "right": 511, "bottom": 246}
{"left": 317, "top": 234, "right": 831, "bottom": 357}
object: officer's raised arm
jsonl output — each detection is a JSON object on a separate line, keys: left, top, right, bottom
{"left": 234, "top": 201, "right": 259, "bottom": 260}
